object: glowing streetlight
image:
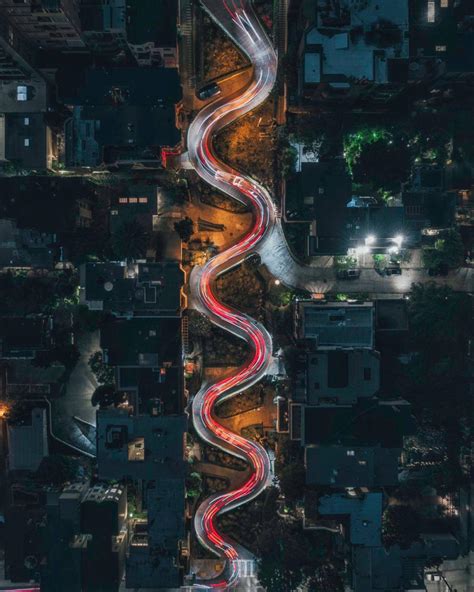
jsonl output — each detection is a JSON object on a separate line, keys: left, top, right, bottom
{"left": 365, "top": 235, "right": 376, "bottom": 246}
{"left": 394, "top": 234, "right": 404, "bottom": 247}
{"left": 274, "top": 279, "right": 281, "bottom": 286}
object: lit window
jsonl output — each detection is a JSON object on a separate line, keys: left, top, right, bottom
{"left": 24, "top": 117, "right": 30, "bottom": 125}
{"left": 435, "top": 45, "right": 447, "bottom": 52}
{"left": 128, "top": 197, "right": 138, "bottom": 203}
{"left": 17, "top": 85, "right": 28, "bottom": 101}
{"left": 427, "top": 1, "right": 435, "bottom": 22}
{"left": 24, "top": 138, "right": 30, "bottom": 147}
{"left": 440, "top": 0, "right": 448, "bottom": 6}
{"left": 347, "top": 450, "right": 355, "bottom": 456}
{"left": 138, "top": 197, "right": 148, "bottom": 203}
{"left": 119, "top": 197, "right": 128, "bottom": 203}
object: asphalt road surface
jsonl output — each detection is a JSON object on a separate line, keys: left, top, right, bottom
{"left": 186, "top": 0, "right": 278, "bottom": 588}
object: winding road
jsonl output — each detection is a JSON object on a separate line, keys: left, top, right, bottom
{"left": 187, "top": 0, "right": 277, "bottom": 588}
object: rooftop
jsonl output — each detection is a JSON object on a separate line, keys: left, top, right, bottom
{"left": 302, "top": 398, "right": 415, "bottom": 447}
{"left": 297, "top": 301, "right": 374, "bottom": 347}
{"left": 305, "top": 445, "right": 400, "bottom": 487}
{"left": 0, "top": 315, "right": 50, "bottom": 358}
{"left": 81, "top": 260, "right": 184, "bottom": 317}
{"left": 304, "top": 0, "right": 409, "bottom": 85}
{"left": 318, "top": 492, "right": 382, "bottom": 547}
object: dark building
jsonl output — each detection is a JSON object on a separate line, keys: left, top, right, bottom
{"left": 0, "top": 0, "right": 85, "bottom": 51}
{"left": 0, "top": 316, "right": 51, "bottom": 358}
{"left": 41, "top": 482, "right": 127, "bottom": 592}
{"left": 302, "top": 398, "right": 416, "bottom": 487}
{"left": 296, "top": 0, "right": 409, "bottom": 106}
{"left": 80, "top": 260, "right": 185, "bottom": 317}
{"left": 285, "top": 158, "right": 352, "bottom": 255}
{"left": 97, "top": 408, "right": 187, "bottom": 589}
{"left": 60, "top": 67, "right": 182, "bottom": 166}
{"left": 100, "top": 316, "right": 183, "bottom": 414}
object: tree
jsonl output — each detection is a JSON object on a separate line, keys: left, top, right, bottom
{"left": 91, "top": 383, "right": 124, "bottom": 408}
{"left": 422, "top": 229, "right": 464, "bottom": 270}
{"left": 278, "top": 461, "right": 306, "bottom": 502}
{"left": 174, "top": 217, "right": 194, "bottom": 242}
{"left": 382, "top": 504, "right": 421, "bottom": 549}
{"left": 35, "top": 454, "right": 80, "bottom": 485}
{"left": 88, "top": 351, "right": 115, "bottom": 384}
{"left": 408, "top": 282, "right": 470, "bottom": 357}
{"left": 257, "top": 518, "right": 337, "bottom": 592}
{"left": 112, "top": 219, "right": 149, "bottom": 260}
{"left": 186, "top": 472, "right": 203, "bottom": 499}
{"left": 352, "top": 138, "right": 410, "bottom": 191}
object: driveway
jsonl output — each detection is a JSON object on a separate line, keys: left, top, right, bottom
{"left": 259, "top": 221, "right": 474, "bottom": 294}
{"left": 51, "top": 331, "right": 98, "bottom": 455}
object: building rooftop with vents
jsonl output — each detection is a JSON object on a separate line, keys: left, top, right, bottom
{"left": 80, "top": 260, "right": 184, "bottom": 317}
{"left": 295, "top": 302, "right": 375, "bottom": 348}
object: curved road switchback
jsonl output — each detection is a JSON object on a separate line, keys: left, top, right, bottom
{"left": 187, "top": 0, "right": 277, "bottom": 588}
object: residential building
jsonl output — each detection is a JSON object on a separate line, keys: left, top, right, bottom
{"left": 285, "top": 158, "right": 353, "bottom": 255}
{"left": 7, "top": 407, "right": 48, "bottom": 472}
{"left": 295, "top": 301, "right": 375, "bottom": 348}
{"left": 0, "top": 315, "right": 52, "bottom": 358}
{"left": 402, "top": 165, "right": 455, "bottom": 238}
{"left": 410, "top": 0, "right": 474, "bottom": 82}
{"left": 301, "top": 398, "right": 416, "bottom": 487}
{"left": 0, "top": 0, "right": 85, "bottom": 51}
{"left": 314, "top": 492, "right": 383, "bottom": 548}
{"left": 80, "top": 260, "right": 185, "bottom": 317}
{"left": 100, "top": 316, "right": 183, "bottom": 414}
{"left": 298, "top": 0, "right": 409, "bottom": 105}
{"left": 79, "top": 0, "right": 128, "bottom": 55}
{"left": 346, "top": 196, "right": 406, "bottom": 252}
{"left": 126, "top": 0, "right": 178, "bottom": 67}
{"left": 294, "top": 347, "right": 380, "bottom": 406}
{"left": 0, "top": 219, "right": 54, "bottom": 269}
{"left": 1, "top": 359, "right": 66, "bottom": 397}
{"left": 0, "top": 35, "right": 52, "bottom": 169}
{"left": 60, "top": 66, "right": 182, "bottom": 166}
{"left": 97, "top": 407, "right": 187, "bottom": 589}
{"left": 41, "top": 482, "right": 127, "bottom": 592}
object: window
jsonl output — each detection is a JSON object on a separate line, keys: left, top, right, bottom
{"left": 435, "top": 45, "right": 447, "bottom": 52}
{"left": 346, "top": 450, "right": 355, "bottom": 456}
{"left": 363, "top": 367, "right": 372, "bottom": 381}
{"left": 129, "top": 197, "right": 138, "bottom": 203}
{"left": 427, "top": 1, "right": 435, "bottom": 22}
{"left": 24, "top": 117, "right": 29, "bottom": 125}
{"left": 440, "top": 0, "right": 448, "bottom": 6}
{"left": 138, "top": 197, "right": 148, "bottom": 203}
{"left": 24, "top": 138, "right": 30, "bottom": 147}
{"left": 17, "top": 85, "right": 28, "bottom": 101}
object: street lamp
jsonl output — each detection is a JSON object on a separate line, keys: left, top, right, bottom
{"left": 274, "top": 279, "right": 281, "bottom": 286}
{"left": 365, "top": 235, "right": 376, "bottom": 246}
{"left": 394, "top": 234, "right": 404, "bottom": 247}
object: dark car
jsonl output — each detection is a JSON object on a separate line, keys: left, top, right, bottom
{"left": 197, "top": 82, "right": 221, "bottom": 100}
{"left": 385, "top": 266, "right": 402, "bottom": 276}
{"left": 336, "top": 268, "right": 360, "bottom": 280}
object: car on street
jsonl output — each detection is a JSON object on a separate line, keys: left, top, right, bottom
{"left": 336, "top": 268, "right": 361, "bottom": 280}
{"left": 197, "top": 82, "right": 221, "bottom": 100}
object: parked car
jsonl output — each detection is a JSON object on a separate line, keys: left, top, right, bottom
{"left": 336, "top": 268, "right": 360, "bottom": 280}
{"left": 384, "top": 265, "right": 402, "bottom": 276}
{"left": 196, "top": 82, "right": 221, "bottom": 100}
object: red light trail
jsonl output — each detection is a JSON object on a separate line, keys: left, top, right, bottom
{"left": 187, "top": 0, "right": 277, "bottom": 587}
